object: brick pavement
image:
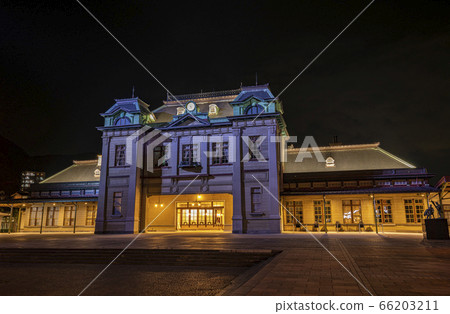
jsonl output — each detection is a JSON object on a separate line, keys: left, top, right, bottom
{"left": 1, "top": 232, "right": 450, "bottom": 295}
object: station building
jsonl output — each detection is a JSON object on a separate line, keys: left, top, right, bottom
{"left": 2, "top": 84, "right": 446, "bottom": 234}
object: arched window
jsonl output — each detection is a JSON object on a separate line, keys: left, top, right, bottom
{"left": 245, "top": 104, "right": 264, "bottom": 115}
{"left": 115, "top": 117, "right": 131, "bottom": 126}
{"left": 326, "top": 157, "right": 335, "bottom": 167}
{"left": 209, "top": 104, "right": 219, "bottom": 116}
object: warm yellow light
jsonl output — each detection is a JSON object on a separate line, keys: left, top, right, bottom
{"left": 197, "top": 194, "right": 202, "bottom": 199}
{"left": 53, "top": 203, "right": 56, "bottom": 206}
{"left": 85, "top": 202, "right": 88, "bottom": 205}
{"left": 154, "top": 204, "right": 158, "bottom": 207}
{"left": 160, "top": 204, "right": 164, "bottom": 207}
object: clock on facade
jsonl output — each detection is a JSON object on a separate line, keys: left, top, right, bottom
{"left": 186, "top": 102, "right": 196, "bottom": 112}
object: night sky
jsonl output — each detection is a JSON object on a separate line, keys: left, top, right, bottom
{"left": 1, "top": 0, "right": 449, "bottom": 180}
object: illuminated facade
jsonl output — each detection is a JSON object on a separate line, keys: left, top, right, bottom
{"left": 95, "top": 85, "right": 286, "bottom": 233}
{"left": 7, "top": 84, "right": 445, "bottom": 234}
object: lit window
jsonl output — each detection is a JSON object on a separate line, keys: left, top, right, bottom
{"left": 46, "top": 206, "right": 59, "bottom": 226}
{"left": 208, "top": 104, "right": 219, "bottom": 116}
{"left": 325, "top": 157, "right": 335, "bottom": 167}
{"left": 86, "top": 206, "right": 97, "bottom": 226}
{"left": 342, "top": 200, "right": 361, "bottom": 224}
{"left": 29, "top": 207, "right": 42, "bottom": 226}
{"left": 284, "top": 201, "right": 303, "bottom": 224}
{"left": 177, "top": 107, "right": 186, "bottom": 115}
{"left": 376, "top": 199, "right": 393, "bottom": 223}
{"left": 314, "top": 200, "right": 331, "bottom": 223}
{"left": 404, "top": 199, "right": 424, "bottom": 223}
{"left": 63, "top": 206, "right": 75, "bottom": 226}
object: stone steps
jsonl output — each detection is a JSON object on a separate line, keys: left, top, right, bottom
{"left": 0, "top": 248, "right": 279, "bottom": 267}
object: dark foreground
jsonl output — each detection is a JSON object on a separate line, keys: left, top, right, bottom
{"left": 0, "top": 232, "right": 449, "bottom": 296}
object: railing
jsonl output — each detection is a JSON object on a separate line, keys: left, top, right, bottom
{"left": 167, "top": 89, "right": 241, "bottom": 101}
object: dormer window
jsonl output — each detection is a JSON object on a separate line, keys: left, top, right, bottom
{"left": 115, "top": 117, "right": 131, "bottom": 126}
{"left": 325, "top": 157, "right": 335, "bottom": 167}
{"left": 148, "top": 112, "right": 156, "bottom": 122}
{"left": 245, "top": 104, "right": 264, "bottom": 115}
{"left": 177, "top": 107, "right": 186, "bottom": 115}
{"left": 209, "top": 104, "right": 219, "bottom": 116}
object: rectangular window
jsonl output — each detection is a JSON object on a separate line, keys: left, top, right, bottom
{"left": 249, "top": 136, "right": 262, "bottom": 161}
{"left": 342, "top": 200, "right": 362, "bottom": 224}
{"left": 46, "top": 206, "right": 59, "bottom": 226}
{"left": 404, "top": 199, "right": 424, "bottom": 223}
{"left": 181, "top": 144, "right": 198, "bottom": 164}
{"left": 251, "top": 187, "right": 262, "bottom": 212}
{"left": 63, "top": 206, "right": 75, "bottom": 226}
{"left": 115, "top": 145, "right": 126, "bottom": 166}
{"left": 153, "top": 145, "right": 168, "bottom": 167}
{"left": 284, "top": 201, "right": 303, "bottom": 224}
{"left": 113, "top": 192, "right": 123, "bottom": 215}
{"left": 29, "top": 207, "right": 42, "bottom": 226}
{"left": 376, "top": 199, "right": 393, "bottom": 223}
{"left": 313, "top": 200, "right": 331, "bottom": 223}
{"left": 86, "top": 205, "right": 97, "bottom": 226}
{"left": 211, "top": 142, "right": 229, "bottom": 164}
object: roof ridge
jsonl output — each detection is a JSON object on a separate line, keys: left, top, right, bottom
{"left": 287, "top": 142, "right": 380, "bottom": 152}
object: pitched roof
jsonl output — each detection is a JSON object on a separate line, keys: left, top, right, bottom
{"left": 284, "top": 143, "right": 415, "bottom": 173}
{"left": 101, "top": 98, "right": 150, "bottom": 116}
{"left": 231, "top": 84, "right": 275, "bottom": 103}
{"left": 40, "top": 159, "right": 100, "bottom": 184}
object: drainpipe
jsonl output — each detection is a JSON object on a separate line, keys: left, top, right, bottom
{"left": 40, "top": 203, "right": 45, "bottom": 234}
{"left": 372, "top": 194, "right": 378, "bottom": 234}
{"left": 73, "top": 202, "right": 78, "bottom": 233}
{"left": 8, "top": 205, "right": 13, "bottom": 234}
{"left": 322, "top": 194, "right": 327, "bottom": 234}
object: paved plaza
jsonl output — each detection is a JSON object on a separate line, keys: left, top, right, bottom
{"left": 0, "top": 232, "right": 449, "bottom": 296}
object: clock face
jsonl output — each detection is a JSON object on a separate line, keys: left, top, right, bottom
{"left": 186, "top": 102, "right": 196, "bottom": 111}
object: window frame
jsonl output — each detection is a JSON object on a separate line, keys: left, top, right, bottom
{"left": 284, "top": 201, "right": 303, "bottom": 224}
{"left": 181, "top": 144, "right": 199, "bottom": 165}
{"left": 63, "top": 206, "right": 75, "bottom": 226}
{"left": 46, "top": 206, "right": 59, "bottom": 226}
{"left": 404, "top": 198, "right": 424, "bottom": 223}
{"left": 86, "top": 205, "right": 97, "bottom": 226}
{"left": 29, "top": 207, "right": 42, "bottom": 226}
{"left": 342, "top": 200, "right": 362, "bottom": 224}
{"left": 114, "top": 144, "right": 126, "bottom": 167}
{"left": 113, "top": 192, "right": 123, "bottom": 216}
{"left": 376, "top": 199, "right": 393, "bottom": 223}
{"left": 313, "top": 200, "right": 331, "bottom": 223}
{"left": 211, "top": 141, "right": 229, "bottom": 165}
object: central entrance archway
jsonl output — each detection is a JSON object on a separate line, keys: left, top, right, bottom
{"left": 176, "top": 201, "right": 224, "bottom": 230}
